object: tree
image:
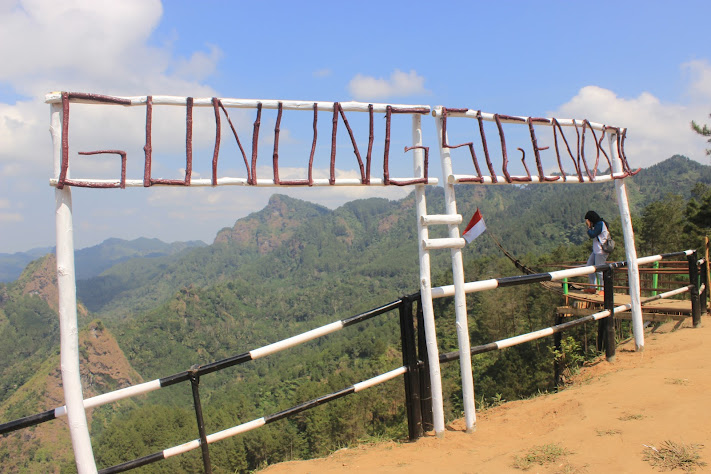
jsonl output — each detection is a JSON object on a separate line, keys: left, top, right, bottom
{"left": 684, "top": 183, "right": 711, "bottom": 247}
{"left": 691, "top": 114, "right": 711, "bottom": 155}
{"left": 638, "top": 194, "right": 686, "bottom": 255}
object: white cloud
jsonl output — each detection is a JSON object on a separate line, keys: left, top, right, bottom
{"left": 143, "top": 165, "right": 411, "bottom": 217}
{"left": 0, "top": 0, "right": 163, "bottom": 93}
{"left": 0, "top": 0, "right": 232, "bottom": 252}
{"left": 0, "top": 0, "right": 226, "bottom": 185}
{"left": 549, "top": 63, "right": 711, "bottom": 168}
{"left": 683, "top": 59, "right": 711, "bottom": 101}
{"left": 313, "top": 68, "right": 332, "bottom": 78}
{"left": 173, "top": 44, "right": 223, "bottom": 82}
{"left": 0, "top": 100, "right": 45, "bottom": 164}
{"left": 348, "top": 69, "right": 429, "bottom": 101}
{"left": 0, "top": 212, "right": 23, "bottom": 223}
{"left": 284, "top": 180, "right": 411, "bottom": 209}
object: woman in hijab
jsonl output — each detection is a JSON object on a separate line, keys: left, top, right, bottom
{"left": 584, "top": 210, "right": 611, "bottom": 294}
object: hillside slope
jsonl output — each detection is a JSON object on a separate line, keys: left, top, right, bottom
{"left": 263, "top": 318, "right": 711, "bottom": 473}
{"left": 0, "top": 321, "right": 144, "bottom": 473}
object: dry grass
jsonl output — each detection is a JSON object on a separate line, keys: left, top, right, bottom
{"left": 619, "top": 413, "right": 644, "bottom": 421}
{"left": 512, "top": 443, "right": 572, "bottom": 470}
{"left": 596, "top": 428, "right": 622, "bottom": 436}
{"left": 642, "top": 440, "right": 706, "bottom": 472}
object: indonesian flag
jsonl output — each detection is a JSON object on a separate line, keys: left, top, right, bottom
{"left": 463, "top": 208, "right": 486, "bottom": 243}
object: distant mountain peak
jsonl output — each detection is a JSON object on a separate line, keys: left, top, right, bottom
{"left": 213, "top": 194, "right": 330, "bottom": 252}
{"left": 265, "top": 194, "right": 330, "bottom": 215}
{"left": 12, "top": 254, "right": 59, "bottom": 312}
{"left": 265, "top": 194, "right": 300, "bottom": 219}
{"left": 9, "top": 254, "right": 89, "bottom": 317}
{"left": 645, "top": 154, "right": 699, "bottom": 171}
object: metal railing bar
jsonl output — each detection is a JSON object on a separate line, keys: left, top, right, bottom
{"left": 431, "top": 251, "right": 695, "bottom": 299}
{"left": 0, "top": 296, "right": 410, "bottom": 435}
{"left": 439, "top": 284, "right": 694, "bottom": 364}
{"left": 97, "top": 366, "right": 407, "bottom": 474}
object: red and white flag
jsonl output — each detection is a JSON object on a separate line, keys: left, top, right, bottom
{"left": 463, "top": 208, "right": 486, "bottom": 243}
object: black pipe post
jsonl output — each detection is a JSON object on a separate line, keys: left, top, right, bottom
{"left": 603, "top": 265, "right": 616, "bottom": 361}
{"left": 415, "top": 297, "right": 433, "bottom": 432}
{"left": 399, "top": 295, "right": 423, "bottom": 441}
{"left": 688, "top": 251, "right": 701, "bottom": 327}
{"left": 700, "top": 257, "right": 708, "bottom": 315}
{"left": 553, "top": 312, "right": 563, "bottom": 387}
{"left": 189, "top": 368, "right": 212, "bottom": 474}
{"left": 596, "top": 315, "right": 605, "bottom": 354}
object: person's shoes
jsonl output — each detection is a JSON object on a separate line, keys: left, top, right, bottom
{"left": 583, "top": 288, "right": 596, "bottom": 294}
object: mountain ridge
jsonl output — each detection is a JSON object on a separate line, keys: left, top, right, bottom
{"left": 0, "top": 237, "right": 207, "bottom": 283}
{"left": 0, "top": 154, "right": 709, "bottom": 472}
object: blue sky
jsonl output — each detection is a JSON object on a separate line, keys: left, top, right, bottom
{"left": 1, "top": 0, "right": 710, "bottom": 253}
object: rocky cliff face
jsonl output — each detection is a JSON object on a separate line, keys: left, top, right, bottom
{"left": 0, "top": 320, "right": 143, "bottom": 473}
{"left": 213, "top": 194, "right": 330, "bottom": 254}
{"left": 0, "top": 254, "right": 143, "bottom": 472}
{"left": 13, "top": 254, "right": 59, "bottom": 311}
{"left": 11, "top": 253, "right": 89, "bottom": 318}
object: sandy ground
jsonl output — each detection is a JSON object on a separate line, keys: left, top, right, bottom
{"left": 262, "top": 318, "right": 711, "bottom": 473}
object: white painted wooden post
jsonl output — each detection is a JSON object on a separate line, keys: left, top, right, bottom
{"left": 608, "top": 130, "right": 643, "bottom": 350}
{"left": 411, "top": 114, "right": 446, "bottom": 437}
{"left": 433, "top": 109, "right": 477, "bottom": 432}
{"left": 50, "top": 104, "right": 98, "bottom": 473}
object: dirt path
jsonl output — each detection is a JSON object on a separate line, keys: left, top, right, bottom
{"left": 262, "top": 319, "right": 711, "bottom": 473}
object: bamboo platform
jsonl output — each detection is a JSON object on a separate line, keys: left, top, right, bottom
{"left": 557, "top": 289, "right": 694, "bottom": 326}
{"left": 569, "top": 290, "right": 692, "bottom": 313}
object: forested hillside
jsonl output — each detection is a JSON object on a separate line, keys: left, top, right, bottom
{"left": 1, "top": 155, "right": 710, "bottom": 473}
{"left": 75, "top": 155, "right": 711, "bottom": 321}
{"left": 0, "top": 246, "right": 51, "bottom": 283}
{"left": 0, "top": 258, "right": 144, "bottom": 473}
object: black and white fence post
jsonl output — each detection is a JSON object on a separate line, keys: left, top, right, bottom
{"left": 189, "top": 368, "right": 212, "bottom": 474}
{"left": 415, "top": 299, "right": 434, "bottom": 432}
{"left": 688, "top": 251, "right": 701, "bottom": 327}
{"left": 699, "top": 257, "right": 708, "bottom": 314}
{"left": 603, "top": 265, "right": 616, "bottom": 362}
{"left": 553, "top": 312, "right": 563, "bottom": 386}
{"left": 399, "top": 294, "right": 424, "bottom": 441}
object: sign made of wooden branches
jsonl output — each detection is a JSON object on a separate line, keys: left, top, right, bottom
{"left": 48, "top": 92, "right": 433, "bottom": 190}
{"left": 436, "top": 107, "right": 638, "bottom": 184}
{"left": 47, "top": 92, "right": 637, "bottom": 190}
